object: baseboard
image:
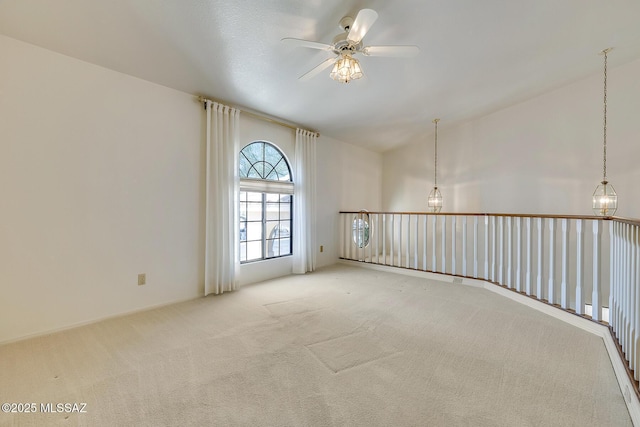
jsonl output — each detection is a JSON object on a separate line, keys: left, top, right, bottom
{"left": 0, "top": 294, "right": 201, "bottom": 346}
{"left": 338, "top": 259, "right": 640, "bottom": 425}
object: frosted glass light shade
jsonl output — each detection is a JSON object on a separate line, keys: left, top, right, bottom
{"left": 330, "top": 54, "right": 363, "bottom": 83}
{"left": 428, "top": 187, "right": 443, "bottom": 213}
{"left": 592, "top": 181, "right": 617, "bottom": 216}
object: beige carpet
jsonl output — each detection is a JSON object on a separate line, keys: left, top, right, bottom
{"left": 0, "top": 264, "right": 631, "bottom": 426}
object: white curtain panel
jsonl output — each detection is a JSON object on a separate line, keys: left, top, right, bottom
{"left": 293, "top": 129, "right": 317, "bottom": 274}
{"left": 204, "top": 101, "right": 240, "bottom": 295}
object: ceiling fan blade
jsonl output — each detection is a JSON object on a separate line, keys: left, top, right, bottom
{"left": 347, "top": 9, "right": 378, "bottom": 44}
{"left": 299, "top": 57, "right": 338, "bottom": 81}
{"left": 281, "top": 37, "right": 333, "bottom": 51}
{"left": 362, "top": 45, "right": 420, "bottom": 57}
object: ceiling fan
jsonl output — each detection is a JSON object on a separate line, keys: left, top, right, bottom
{"left": 282, "top": 9, "right": 419, "bottom": 83}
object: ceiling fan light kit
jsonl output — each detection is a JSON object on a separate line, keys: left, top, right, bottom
{"left": 330, "top": 53, "right": 363, "bottom": 83}
{"left": 282, "top": 8, "right": 419, "bottom": 83}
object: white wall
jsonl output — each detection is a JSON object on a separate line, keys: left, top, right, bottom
{"left": 316, "top": 135, "right": 383, "bottom": 267}
{"left": 383, "top": 57, "right": 640, "bottom": 219}
{"left": 0, "top": 35, "right": 203, "bottom": 343}
{"left": 0, "top": 35, "right": 383, "bottom": 342}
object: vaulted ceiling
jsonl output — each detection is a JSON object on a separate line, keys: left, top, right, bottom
{"left": 2, "top": 0, "right": 640, "bottom": 152}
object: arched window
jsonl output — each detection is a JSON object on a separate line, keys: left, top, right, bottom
{"left": 239, "top": 141, "right": 293, "bottom": 263}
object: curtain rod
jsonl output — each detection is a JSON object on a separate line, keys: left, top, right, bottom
{"left": 196, "top": 96, "right": 319, "bottom": 137}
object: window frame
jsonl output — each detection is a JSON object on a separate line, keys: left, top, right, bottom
{"left": 239, "top": 141, "right": 294, "bottom": 264}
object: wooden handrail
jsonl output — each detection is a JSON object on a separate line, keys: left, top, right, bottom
{"left": 611, "top": 216, "right": 640, "bottom": 227}
{"left": 339, "top": 211, "right": 639, "bottom": 222}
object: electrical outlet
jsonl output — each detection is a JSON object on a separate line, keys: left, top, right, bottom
{"left": 138, "top": 273, "right": 146, "bottom": 286}
{"left": 320, "top": 245, "right": 324, "bottom": 253}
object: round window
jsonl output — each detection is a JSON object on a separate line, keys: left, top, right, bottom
{"left": 352, "top": 213, "right": 371, "bottom": 248}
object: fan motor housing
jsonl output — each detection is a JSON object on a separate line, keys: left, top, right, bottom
{"left": 331, "top": 32, "right": 361, "bottom": 55}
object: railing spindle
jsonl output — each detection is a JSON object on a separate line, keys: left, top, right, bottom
{"left": 414, "top": 215, "right": 419, "bottom": 269}
{"left": 441, "top": 216, "right": 447, "bottom": 274}
{"left": 375, "top": 214, "right": 380, "bottom": 264}
{"left": 516, "top": 217, "right": 522, "bottom": 292}
{"left": 390, "top": 214, "right": 395, "bottom": 266}
{"left": 548, "top": 218, "right": 556, "bottom": 305}
{"left": 625, "top": 224, "right": 631, "bottom": 358}
{"left": 368, "top": 214, "right": 374, "bottom": 263}
{"left": 592, "top": 220, "right": 602, "bottom": 322}
{"left": 630, "top": 225, "right": 637, "bottom": 372}
{"left": 507, "top": 217, "right": 512, "bottom": 288}
{"left": 634, "top": 224, "right": 640, "bottom": 380}
{"left": 498, "top": 217, "right": 504, "bottom": 285}
{"left": 537, "top": 218, "right": 544, "bottom": 299}
{"left": 358, "top": 212, "right": 363, "bottom": 262}
{"left": 526, "top": 217, "right": 532, "bottom": 296}
{"left": 398, "top": 214, "right": 403, "bottom": 267}
{"left": 491, "top": 216, "right": 496, "bottom": 281}
{"left": 561, "top": 219, "right": 569, "bottom": 309}
{"left": 575, "top": 219, "right": 584, "bottom": 315}
{"left": 422, "top": 215, "right": 427, "bottom": 271}
{"left": 382, "top": 214, "right": 387, "bottom": 265}
{"left": 462, "top": 216, "right": 467, "bottom": 276}
{"left": 432, "top": 215, "right": 437, "bottom": 271}
{"left": 484, "top": 216, "right": 489, "bottom": 279}
{"left": 451, "top": 216, "right": 457, "bottom": 275}
{"left": 474, "top": 217, "right": 479, "bottom": 278}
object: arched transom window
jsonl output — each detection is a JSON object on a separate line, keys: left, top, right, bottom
{"left": 240, "top": 141, "right": 291, "bottom": 181}
{"left": 239, "top": 141, "right": 293, "bottom": 263}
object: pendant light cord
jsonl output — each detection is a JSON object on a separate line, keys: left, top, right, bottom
{"left": 433, "top": 118, "right": 439, "bottom": 187}
{"left": 603, "top": 49, "right": 608, "bottom": 183}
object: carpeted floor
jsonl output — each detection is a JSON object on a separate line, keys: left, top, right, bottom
{"left": 0, "top": 264, "right": 631, "bottom": 426}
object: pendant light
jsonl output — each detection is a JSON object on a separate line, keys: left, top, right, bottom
{"left": 592, "top": 48, "right": 618, "bottom": 216}
{"left": 428, "top": 118, "right": 443, "bottom": 212}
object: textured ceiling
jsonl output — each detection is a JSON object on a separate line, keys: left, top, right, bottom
{"left": 1, "top": 0, "right": 640, "bottom": 152}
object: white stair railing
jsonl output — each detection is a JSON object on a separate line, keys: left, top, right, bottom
{"left": 341, "top": 211, "right": 640, "bottom": 385}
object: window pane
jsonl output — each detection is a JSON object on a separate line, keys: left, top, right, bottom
{"left": 266, "top": 169, "right": 278, "bottom": 180}
{"left": 273, "top": 220, "right": 291, "bottom": 257}
{"left": 246, "top": 241, "right": 262, "bottom": 261}
{"left": 266, "top": 239, "right": 278, "bottom": 257}
{"left": 274, "top": 160, "right": 291, "bottom": 181}
{"left": 248, "top": 167, "right": 262, "bottom": 179}
{"left": 239, "top": 191, "right": 247, "bottom": 202}
{"left": 265, "top": 193, "right": 281, "bottom": 202}
{"left": 279, "top": 221, "right": 291, "bottom": 237}
{"left": 239, "top": 156, "right": 251, "bottom": 178}
{"left": 239, "top": 220, "right": 247, "bottom": 242}
{"left": 247, "top": 192, "right": 262, "bottom": 202}
{"left": 264, "top": 144, "right": 280, "bottom": 164}
{"left": 246, "top": 202, "right": 262, "bottom": 221}
{"left": 266, "top": 220, "right": 279, "bottom": 238}
{"left": 245, "top": 142, "right": 263, "bottom": 164}
{"left": 266, "top": 204, "right": 280, "bottom": 221}
{"left": 239, "top": 242, "right": 247, "bottom": 262}
{"left": 280, "top": 202, "right": 291, "bottom": 220}
{"left": 278, "top": 239, "right": 291, "bottom": 256}
{"left": 247, "top": 222, "right": 262, "bottom": 240}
